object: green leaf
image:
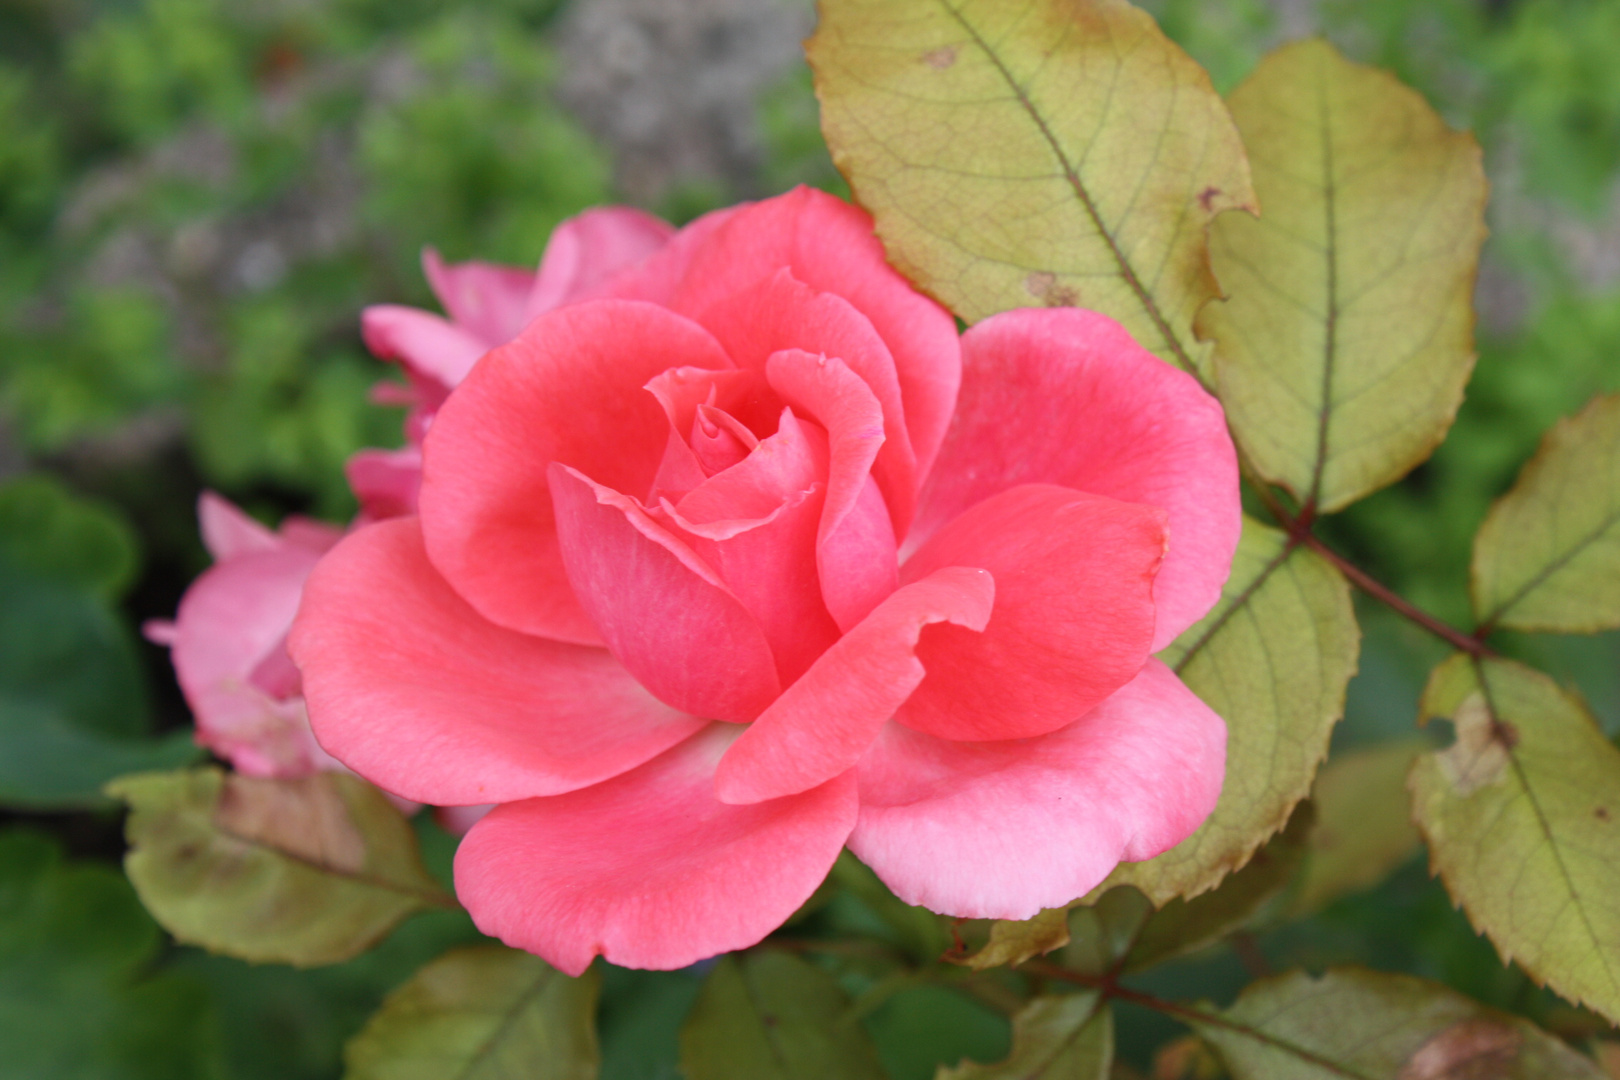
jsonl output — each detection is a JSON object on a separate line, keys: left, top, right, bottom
{"left": 1062, "top": 887, "right": 1153, "bottom": 977}
{"left": 1288, "top": 738, "right": 1427, "bottom": 917}
{"left": 831, "top": 850, "right": 954, "bottom": 963}
{"left": 343, "top": 945, "right": 599, "bottom": 1080}
{"left": 1101, "top": 516, "right": 1359, "bottom": 904}
{"left": 809, "top": 0, "right": 1255, "bottom": 373}
{"left": 1191, "top": 967, "right": 1607, "bottom": 1079}
{"left": 678, "top": 950, "right": 887, "bottom": 1080}
{"left": 1472, "top": 393, "right": 1620, "bottom": 634}
{"left": 0, "top": 828, "right": 225, "bottom": 1080}
{"left": 0, "top": 474, "right": 139, "bottom": 599}
{"left": 0, "top": 699, "right": 200, "bottom": 811}
{"left": 109, "top": 767, "right": 456, "bottom": 967}
{"left": 952, "top": 906, "right": 1071, "bottom": 972}
{"left": 937, "top": 993, "right": 1111, "bottom": 1080}
{"left": 1201, "top": 39, "right": 1486, "bottom": 513}
{"left": 1124, "top": 801, "right": 1311, "bottom": 973}
{"left": 1410, "top": 655, "right": 1620, "bottom": 1025}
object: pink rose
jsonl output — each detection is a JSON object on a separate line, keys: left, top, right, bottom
{"left": 290, "top": 187, "right": 1239, "bottom": 975}
{"left": 146, "top": 493, "right": 344, "bottom": 777}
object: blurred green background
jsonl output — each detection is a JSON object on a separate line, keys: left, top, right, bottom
{"left": 1, "top": 0, "right": 1617, "bottom": 1076}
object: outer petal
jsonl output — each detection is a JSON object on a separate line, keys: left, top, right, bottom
{"left": 419, "top": 300, "right": 734, "bottom": 644}
{"left": 668, "top": 187, "right": 961, "bottom": 480}
{"left": 549, "top": 464, "right": 781, "bottom": 722}
{"left": 715, "top": 566, "right": 994, "bottom": 805}
{"left": 197, "top": 492, "right": 276, "bottom": 561}
{"left": 916, "top": 308, "right": 1240, "bottom": 650}
{"left": 455, "top": 724, "right": 858, "bottom": 975}
{"left": 421, "top": 248, "right": 535, "bottom": 346}
{"left": 767, "top": 348, "right": 900, "bottom": 630}
{"left": 597, "top": 204, "right": 745, "bottom": 307}
{"left": 850, "top": 659, "right": 1226, "bottom": 919}
{"left": 525, "top": 206, "right": 676, "bottom": 319}
{"left": 289, "top": 518, "right": 707, "bottom": 806}
{"left": 898, "top": 484, "right": 1165, "bottom": 741}
{"left": 361, "top": 304, "right": 491, "bottom": 394}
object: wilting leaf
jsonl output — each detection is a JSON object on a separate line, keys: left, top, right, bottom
{"left": 679, "top": 950, "right": 887, "bottom": 1080}
{"left": 1201, "top": 39, "right": 1486, "bottom": 513}
{"left": 1288, "top": 739, "right": 1427, "bottom": 916}
{"left": 0, "top": 828, "right": 223, "bottom": 1080}
{"left": 1124, "top": 803, "right": 1311, "bottom": 972}
{"left": 953, "top": 906, "right": 1071, "bottom": 972}
{"left": 810, "top": 0, "right": 1255, "bottom": 373}
{"left": 938, "top": 993, "right": 1112, "bottom": 1080}
{"left": 1103, "top": 517, "right": 1358, "bottom": 903}
{"left": 1472, "top": 393, "right": 1620, "bottom": 634}
{"left": 1191, "top": 967, "right": 1606, "bottom": 1079}
{"left": 1411, "top": 655, "right": 1620, "bottom": 1024}
{"left": 344, "top": 945, "right": 599, "bottom": 1080}
{"left": 109, "top": 767, "right": 455, "bottom": 967}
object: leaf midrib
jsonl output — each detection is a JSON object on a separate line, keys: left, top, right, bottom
{"left": 454, "top": 967, "right": 556, "bottom": 1080}
{"left": 212, "top": 819, "right": 454, "bottom": 909}
{"left": 936, "top": 0, "right": 1200, "bottom": 377}
{"left": 1307, "top": 69, "right": 1340, "bottom": 511}
{"left": 1481, "top": 504, "right": 1620, "bottom": 629}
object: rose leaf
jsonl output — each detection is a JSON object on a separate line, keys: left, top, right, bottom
{"left": 809, "top": 0, "right": 1255, "bottom": 375}
{"left": 937, "top": 992, "right": 1111, "bottom": 1080}
{"left": 1287, "top": 737, "right": 1428, "bottom": 918}
{"left": 1191, "top": 968, "right": 1607, "bottom": 1079}
{"left": 1471, "top": 393, "right": 1620, "bottom": 634}
{"left": 342, "top": 944, "right": 599, "bottom": 1080}
{"left": 1102, "top": 515, "right": 1359, "bottom": 904}
{"left": 678, "top": 950, "right": 887, "bottom": 1080}
{"left": 950, "top": 906, "right": 1072, "bottom": 972}
{"left": 1411, "top": 655, "right": 1620, "bottom": 1025}
{"left": 107, "top": 766, "right": 455, "bottom": 967}
{"left": 1201, "top": 39, "right": 1487, "bottom": 514}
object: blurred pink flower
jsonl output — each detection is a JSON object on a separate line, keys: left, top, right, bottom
{"left": 292, "top": 188, "right": 1240, "bottom": 973}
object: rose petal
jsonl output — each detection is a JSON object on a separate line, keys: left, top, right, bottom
{"left": 549, "top": 464, "right": 781, "bottom": 722}
{"left": 525, "top": 206, "right": 677, "bottom": 319}
{"left": 850, "top": 659, "right": 1226, "bottom": 919}
{"left": 715, "top": 565, "right": 994, "bottom": 804}
{"left": 455, "top": 724, "right": 857, "bottom": 975}
{"left": 667, "top": 187, "right": 961, "bottom": 481}
{"left": 916, "top": 308, "right": 1239, "bottom": 650}
{"left": 197, "top": 492, "right": 277, "bottom": 561}
{"left": 598, "top": 204, "right": 746, "bottom": 307}
{"left": 694, "top": 268, "right": 918, "bottom": 535}
{"left": 361, "top": 304, "right": 491, "bottom": 395}
{"left": 346, "top": 446, "right": 423, "bottom": 523}
{"left": 289, "top": 518, "right": 708, "bottom": 805}
{"left": 898, "top": 484, "right": 1165, "bottom": 741}
{"left": 420, "top": 300, "right": 734, "bottom": 644}
{"left": 421, "top": 248, "right": 535, "bottom": 346}
{"left": 766, "top": 348, "right": 900, "bottom": 630}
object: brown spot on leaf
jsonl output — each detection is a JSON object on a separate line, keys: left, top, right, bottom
{"left": 1024, "top": 271, "right": 1056, "bottom": 297}
{"left": 1198, "top": 186, "right": 1222, "bottom": 211}
{"left": 922, "top": 46, "right": 956, "bottom": 70}
{"left": 1044, "top": 285, "right": 1078, "bottom": 307}
{"left": 1024, "top": 271, "right": 1079, "bottom": 307}
{"left": 214, "top": 773, "right": 367, "bottom": 874}
{"left": 1437, "top": 694, "right": 1514, "bottom": 795}
{"left": 1397, "top": 1017, "right": 1521, "bottom": 1079}
{"left": 1597, "top": 806, "right": 1612, "bottom": 822}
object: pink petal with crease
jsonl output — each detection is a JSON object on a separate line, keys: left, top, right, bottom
{"left": 455, "top": 724, "right": 857, "bottom": 975}
{"left": 851, "top": 659, "right": 1226, "bottom": 918}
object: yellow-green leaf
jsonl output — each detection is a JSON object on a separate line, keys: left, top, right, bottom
{"left": 809, "top": 0, "right": 1255, "bottom": 373}
{"left": 1472, "top": 393, "right": 1620, "bottom": 633}
{"left": 344, "top": 945, "right": 599, "bottom": 1080}
{"left": 1411, "top": 655, "right": 1620, "bottom": 1025}
{"left": 1101, "top": 517, "right": 1358, "bottom": 903}
{"left": 1062, "top": 887, "right": 1153, "bottom": 977}
{"left": 108, "top": 767, "right": 455, "bottom": 967}
{"left": 938, "top": 993, "right": 1111, "bottom": 1080}
{"left": 1201, "top": 39, "right": 1486, "bottom": 513}
{"left": 1288, "top": 738, "right": 1427, "bottom": 917}
{"left": 679, "top": 951, "right": 887, "bottom": 1080}
{"left": 952, "top": 906, "right": 1071, "bottom": 972}
{"left": 1194, "top": 968, "right": 1606, "bottom": 1079}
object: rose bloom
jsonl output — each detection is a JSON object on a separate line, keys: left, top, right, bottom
{"left": 290, "top": 187, "right": 1239, "bottom": 975}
